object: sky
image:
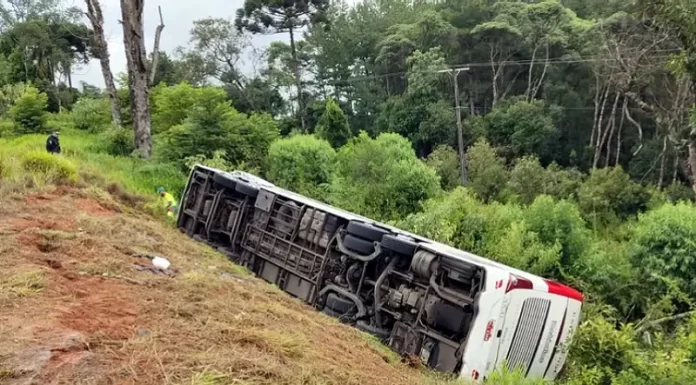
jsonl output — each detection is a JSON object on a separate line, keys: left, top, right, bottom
{"left": 68, "top": 0, "right": 289, "bottom": 88}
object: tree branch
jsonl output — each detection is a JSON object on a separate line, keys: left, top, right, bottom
{"left": 149, "top": 5, "right": 164, "bottom": 86}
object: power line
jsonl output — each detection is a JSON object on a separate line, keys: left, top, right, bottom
{"left": 321, "top": 51, "right": 680, "bottom": 86}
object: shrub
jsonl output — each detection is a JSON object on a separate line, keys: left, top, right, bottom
{"left": 72, "top": 98, "right": 111, "bottom": 132}
{"left": 45, "top": 111, "right": 74, "bottom": 133}
{"left": 426, "top": 145, "right": 460, "bottom": 190}
{"left": 151, "top": 83, "right": 228, "bottom": 134}
{"left": 523, "top": 195, "right": 589, "bottom": 275}
{"left": 158, "top": 100, "right": 279, "bottom": 172}
{"left": 508, "top": 155, "right": 547, "bottom": 204}
{"left": 664, "top": 182, "right": 694, "bottom": 203}
{"left": 101, "top": 125, "right": 135, "bottom": 156}
{"left": 9, "top": 86, "right": 49, "bottom": 134}
{"left": 331, "top": 132, "right": 440, "bottom": 221}
{"left": 467, "top": 139, "right": 508, "bottom": 202}
{"left": 315, "top": 97, "right": 352, "bottom": 148}
{"left": 0, "top": 119, "right": 14, "bottom": 137}
{"left": 632, "top": 202, "right": 696, "bottom": 301}
{"left": 578, "top": 166, "right": 651, "bottom": 226}
{"left": 267, "top": 135, "right": 336, "bottom": 199}
{"left": 21, "top": 150, "right": 77, "bottom": 182}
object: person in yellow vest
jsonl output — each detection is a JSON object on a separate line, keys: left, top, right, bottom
{"left": 157, "top": 187, "right": 178, "bottom": 218}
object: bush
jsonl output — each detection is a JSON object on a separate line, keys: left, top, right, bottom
{"left": 45, "top": 111, "right": 74, "bottom": 133}
{"left": 523, "top": 195, "right": 589, "bottom": 275}
{"left": 72, "top": 98, "right": 111, "bottom": 132}
{"left": 467, "top": 139, "right": 508, "bottom": 202}
{"left": 315, "top": 97, "right": 352, "bottom": 148}
{"left": 21, "top": 150, "right": 77, "bottom": 182}
{"left": 267, "top": 135, "right": 336, "bottom": 199}
{"left": 426, "top": 145, "right": 460, "bottom": 190}
{"left": 101, "top": 125, "right": 135, "bottom": 156}
{"left": 331, "top": 132, "right": 441, "bottom": 221}
{"left": 578, "top": 167, "right": 651, "bottom": 226}
{"left": 508, "top": 156, "right": 547, "bottom": 204}
{"left": 480, "top": 98, "right": 557, "bottom": 160}
{"left": 158, "top": 100, "right": 279, "bottom": 172}
{"left": 664, "top": 182, "right": 694, "bottom": 203}
{"left": 0, "top": 119, "right": 14, "bottom": 137}
{"left": 151, "top": 83, "right": 228, "bottom": 134}
{"left": 632, "top": 202, "right": 696, "bottom": 301}
{"left": 9, "top": 86, "right": 49, "bottom": 134}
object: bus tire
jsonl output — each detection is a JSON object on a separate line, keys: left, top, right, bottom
{"left": 212, "top": 172, "right": 236, "bottom": 190}
{"left": 356, "top": 320, "right": 391, "bottom": 340}
{"left": 322, "top": 307, "right": 342, "bottom": 318}
{"left": 325, "top": 293, "right": 355, "bottom": 314}
{"left": 381, "top": 234, "right": 417, "bottom": 256}
{"left": 235, "top": 180, "right": 259, "bottom": 198}
{"left": 347, "top": 221, "right": 387, "bottom": 242}
{"left": 343, "top": 234, "right": 375, "bottom": 255}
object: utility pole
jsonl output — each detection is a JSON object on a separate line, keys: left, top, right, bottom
{"left": 439, "top": 67, "right": 470, "bottom": 186}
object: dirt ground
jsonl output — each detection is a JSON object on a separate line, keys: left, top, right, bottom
{"left": 0, "top": 186, "right": 451, "bottom": 385}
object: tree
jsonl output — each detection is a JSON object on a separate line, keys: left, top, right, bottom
{"left": 186, "top": 18, "right": 249, "bottom": 86}
{"left": 315, "top": 97, "right": 352, "bottom": 148}
{"left": 120, "top": 0, "right": 152, "bottom": 158}
{"left": 426, "top": 145, "right": 460, "bottom": 190}
{"left": 85, "top": 0, "right": 122, "bottom": 126}
{"left": 331, "top": 132, "right": 441, "bottom": 221}
{"left": 236, "top": 0, "right": 330, "bottom": 131}
{"left": 467, "top": 139, "right": 508, "bottom": 202}
{"left": 267, "top": 134, "right": 336, "bottom": 199}
{"left": 9, "top": 86, "right": 49, "bottom": 134}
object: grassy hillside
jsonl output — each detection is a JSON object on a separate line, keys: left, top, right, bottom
{"left": 0, "top": 131, "right": 547, "bottom": 385}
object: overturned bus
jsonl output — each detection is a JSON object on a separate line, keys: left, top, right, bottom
{"left": 177, "top": 166, "right": 583, "bottom": 381}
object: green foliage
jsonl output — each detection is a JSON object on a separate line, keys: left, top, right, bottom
{"left": 332, "top": 132, "right": 440, "bottom": 221}
{"left": 151, "top": 83, "right": 228, "bottom": 134}
{"left": 508, "top": 156, "right": 548, "bottom": 204}
{"left": 267, "top": 135, "right": 336, "bottom": 199}
{"left": 664, "top": 182, "right": 694, "bottom": 203}
{"left": 632, "top": 202, "right": 696, "bottom": 301}
{"left": 467, "top": 139, "right": 508, "bottom": 202}
{"left": 523, "top": 195, "right": 589, "bottom": 274}
{"left": 21, "top": 150, "right": 77, "bottom": 182}
{"left": 426, "top": 145, "right": 460, "bottom": 190}
{"left": 184, "top": 150, "right": 232, "bottom": 172}
{"left": 9, "top": 86, "right": 49, "bottom": 134}
{"left": 158, "top": 99, "right": 279, "bottom": 173}
{"left": 72, "top": 98, "right": 111, "bottom": 132}
{"left": 0, "top": 118, "right": 14, "bottom": 137}
{"left": 315, "top": 97, "right": 352, "bottom": 148}
{"left": 578, "top": 167, "right": 652, "bottom": 226}
{"left": 479, "top": 98, "right": 557, "bottom": 160}
{"left": 101, "top": 125, "right": 135, "bottom": 156}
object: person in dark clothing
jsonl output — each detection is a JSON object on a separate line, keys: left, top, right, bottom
{"left": 46, "top": 132, "right": 61, "bottom": 154}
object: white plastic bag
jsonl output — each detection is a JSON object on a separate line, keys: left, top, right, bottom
{"left": 152, "top": 256, "right": 171, "bottom": 270}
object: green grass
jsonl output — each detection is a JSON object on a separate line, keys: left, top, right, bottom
{"left": 0, "top": 128, "right": 186, "bottom": 198}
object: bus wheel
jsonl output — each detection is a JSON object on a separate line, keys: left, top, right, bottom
{"left": 325, "top": 293, "right": 355, "bottom": 314}
{"left": 343, "top": 234, "right": 375, "bottom": 255}
{"left": 381, "top": 234, "right": 417, "bottom": 256}
{"left": 347, "top": 221, "right": 388, "bottom": 242}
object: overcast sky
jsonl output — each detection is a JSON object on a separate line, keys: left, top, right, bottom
{"left": 68, "top": 0, "right": 288, "bottom": 88}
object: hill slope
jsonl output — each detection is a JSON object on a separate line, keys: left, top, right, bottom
{"left": 0, "top": 182, "right": 459, "bottom": 385}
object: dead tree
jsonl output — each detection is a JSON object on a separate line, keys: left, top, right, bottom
{"left": 149, "top": 6, "right": 164, "bottom": 86}
{"left": 85, "top": 0, "right": 122, "bottom": 127}
{"left": 120, "top": 0, "right": 152, "bottom": 158}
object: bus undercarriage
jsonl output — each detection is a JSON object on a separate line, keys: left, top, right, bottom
{"left": 177, "top": 167, "right": 485, "bottom": 373}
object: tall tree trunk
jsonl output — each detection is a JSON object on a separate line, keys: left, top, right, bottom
{"left": 659, "top": 135, "right": 668, "bottom": 188}
{"left": 149, "top": 5, "right": 164, "bottom": 87}
{"left": 615, "top": 97, "right": 627, "bottom": 166}
{"left": 85, "top": 0, "right": 122, "bottom": 127}
{"left": 288, "top": 26, "right": 305, "bottom": 132}
{"left": 120, "top": 0, "right": 152, "bottom": 158}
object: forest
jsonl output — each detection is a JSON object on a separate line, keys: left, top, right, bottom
{"left": 2, "top": 0, "right": 696, "bottom": 384}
